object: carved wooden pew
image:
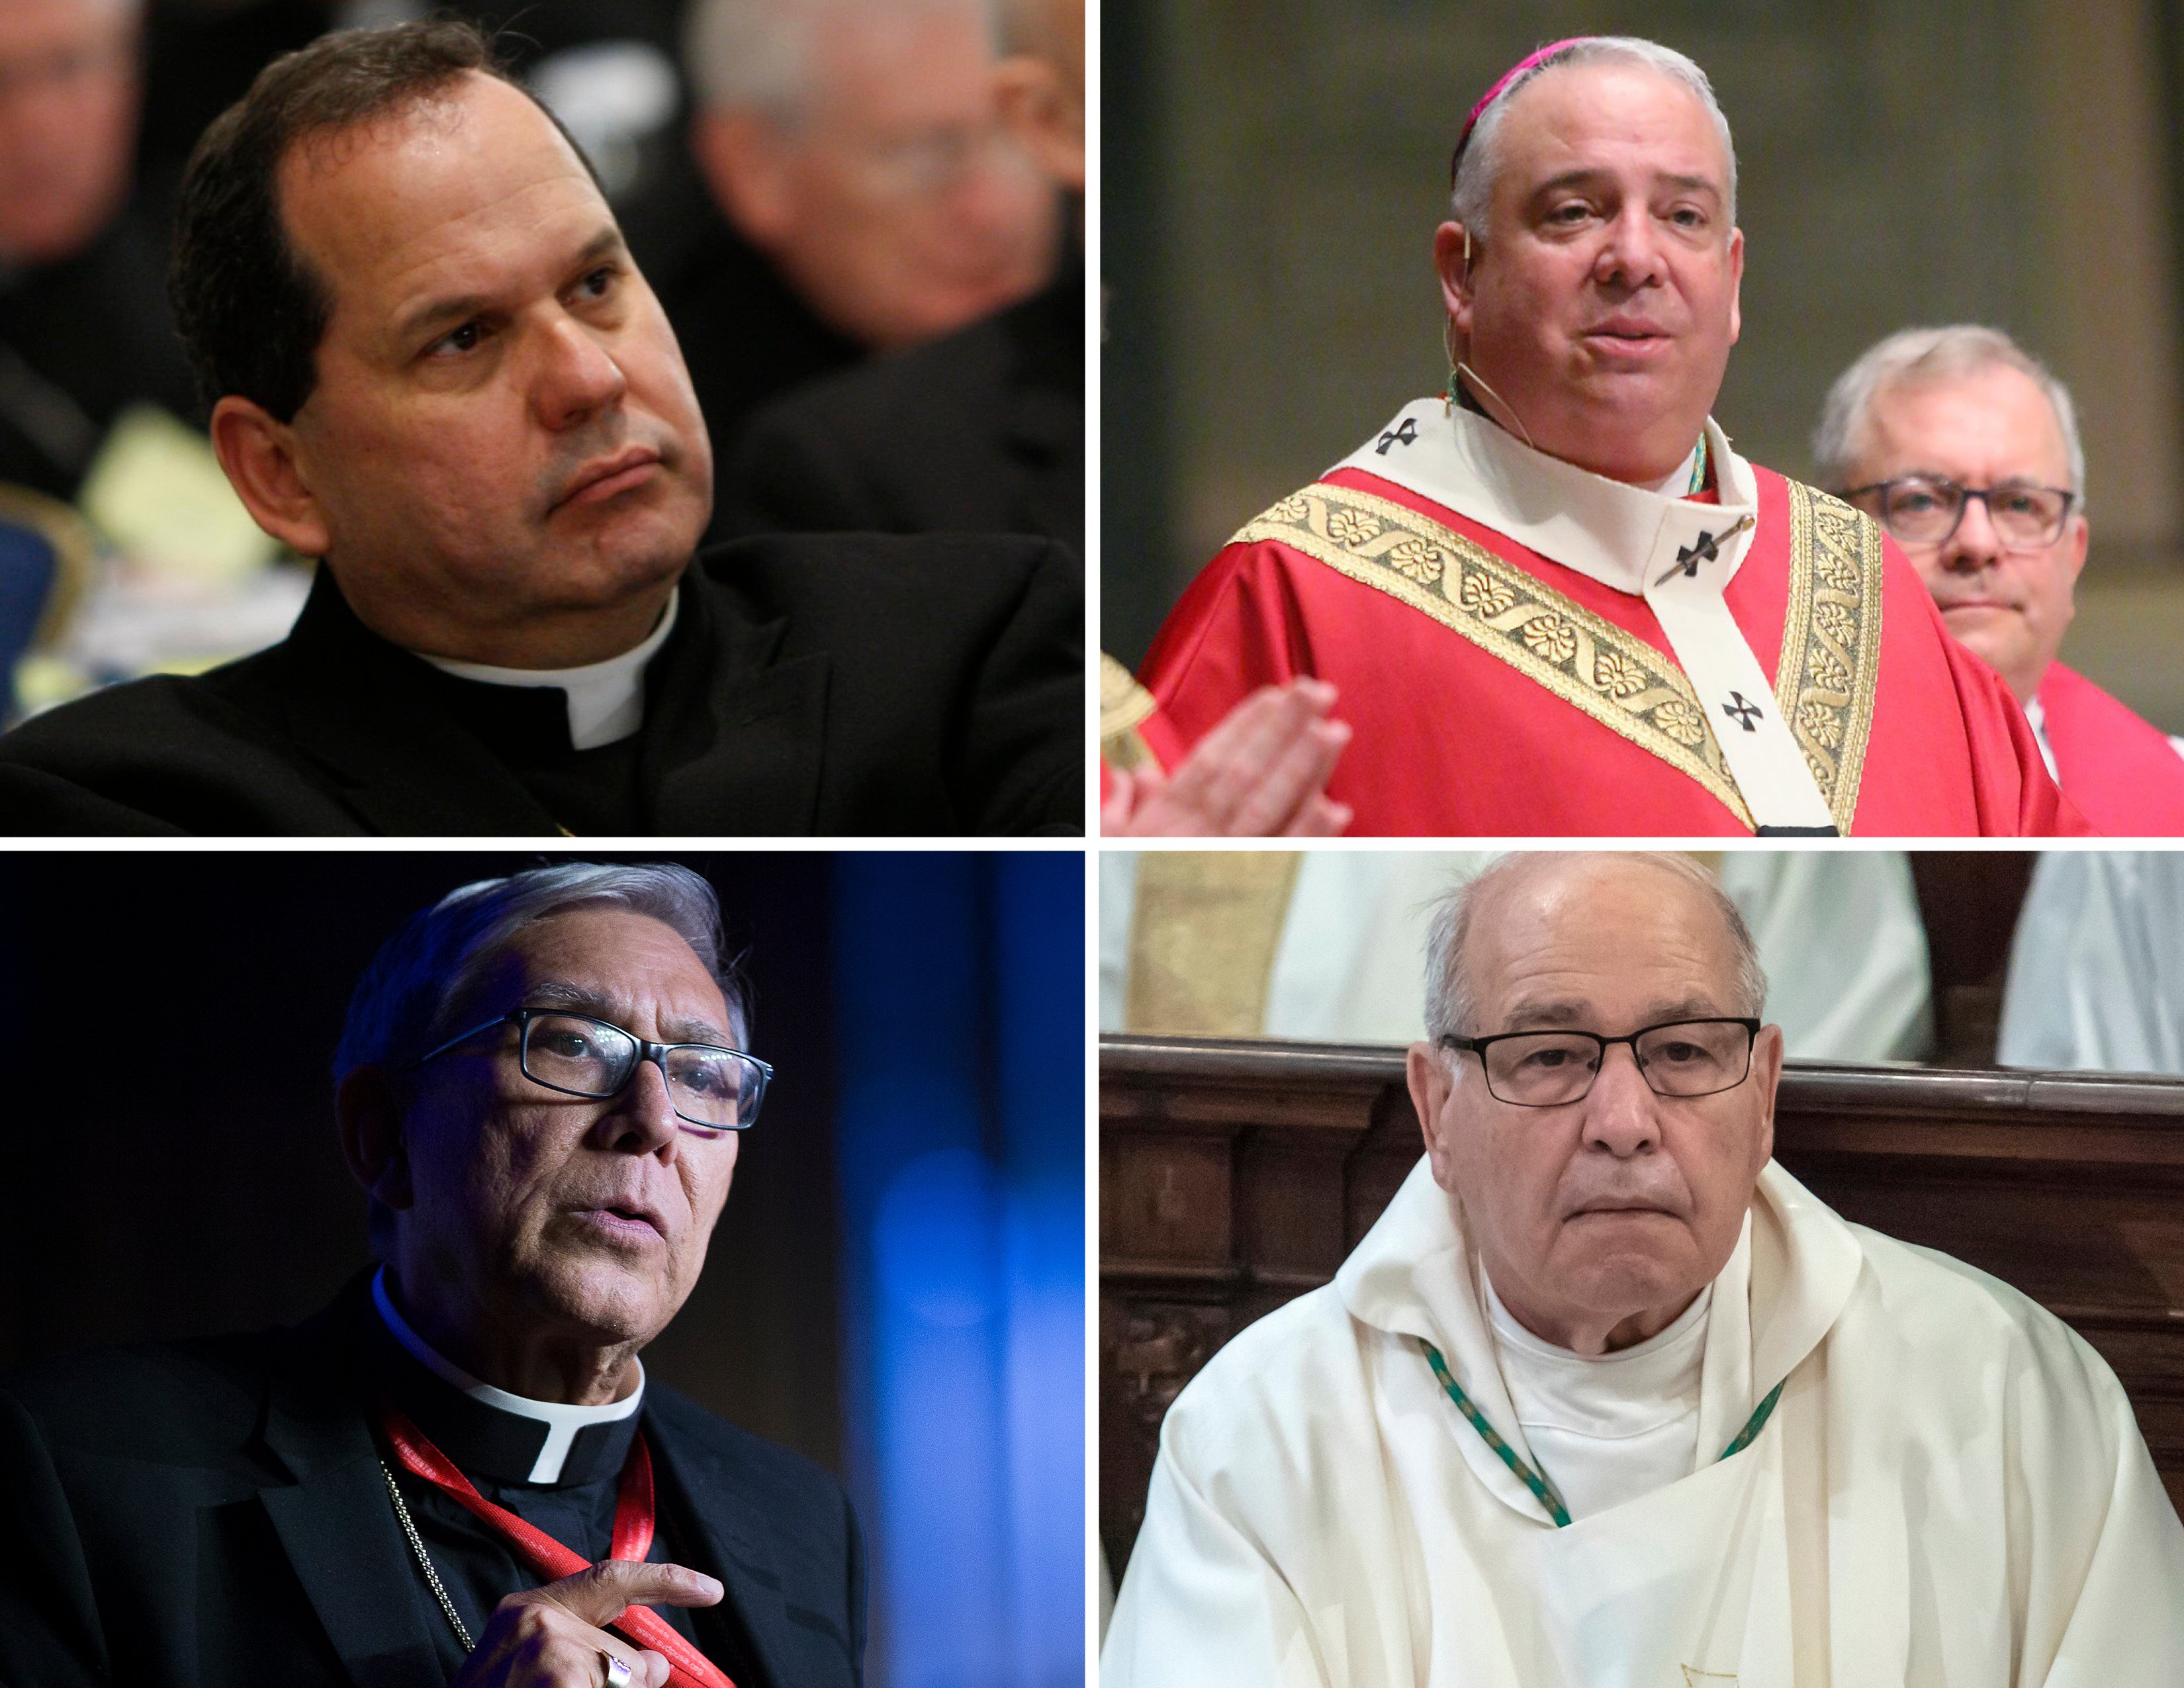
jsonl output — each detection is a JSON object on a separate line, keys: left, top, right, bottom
{"left": 1101, "top": 1033, "right": 2184, "bottom": 1574}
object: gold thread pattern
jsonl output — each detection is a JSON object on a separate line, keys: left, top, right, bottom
{"left": 1099, "top": 651, "right": 1160, "bottom": 773}
{"left": 1230, "top": 483, "right": 1756, "bottom": 826}
{"left": 1774, "top": 481, "right": 1884, "bottom": 833}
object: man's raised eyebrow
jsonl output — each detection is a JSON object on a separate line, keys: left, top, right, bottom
{"left": 393, "top": 225, "right": 630, "bottom": 345}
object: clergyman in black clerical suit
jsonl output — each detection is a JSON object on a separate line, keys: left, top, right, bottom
{"left": 0, "top": 863, "right": 860, "bottom": 1688}
{"left": 0, "top": 21, "right": 1079, "bottom": 836}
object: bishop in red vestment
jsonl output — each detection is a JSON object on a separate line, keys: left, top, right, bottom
{"left": 1817, "top": 323, "right": 2184, "bottom": 837}
{"left": 1136, "top": 38, "right": 2084, "bottom": 837}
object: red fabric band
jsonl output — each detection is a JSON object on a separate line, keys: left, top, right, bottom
{"left": 381, "top": 1409, "right": 737, "bottom": 1688}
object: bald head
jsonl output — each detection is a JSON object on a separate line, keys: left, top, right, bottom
{"left": 1426, "top": 854, "right": 1764, "bottom": 1043}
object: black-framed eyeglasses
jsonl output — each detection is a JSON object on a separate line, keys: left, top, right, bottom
{"left": 1841, "top": 475, "right": 2075, "bottom": 549}
{"left": 413, "top": 1008, "right": 771, "bottom": 1133}
{"left": 1438, "top": 1017, "right": 1761, "bottom": 1107}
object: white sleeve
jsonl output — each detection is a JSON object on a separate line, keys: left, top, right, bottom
{"left": 1101, "top": 1442, "right": 1333, "bottom": 1688}
{"left": 1999, "top": 853, "right": 2184, "bottom": 1074}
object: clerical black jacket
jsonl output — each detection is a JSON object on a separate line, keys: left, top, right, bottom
{"left": 0, "top": 1279, "right": 861, "bottom": 1688}
{"left": 0, "top": 530, "right": 1081, "bottom": 835}
{"left": 720, "top": 258, "right": 1084, "bottom": 557}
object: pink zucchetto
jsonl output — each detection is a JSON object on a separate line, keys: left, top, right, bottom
{"left": 1448, "top": 38, "right": 1596, "bottom": 185}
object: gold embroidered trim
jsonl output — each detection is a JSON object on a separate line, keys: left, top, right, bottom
{"left": 1100, "top": 652, "right": 1160, "bottom": 771}
{"left": 1775, "top": 483, "right": 1884, "bottom": 833}
{"left": 1232, "top": 483, "right": 1755, "bottom": 827}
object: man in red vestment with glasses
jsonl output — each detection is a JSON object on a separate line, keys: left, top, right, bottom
{"left": 0, "top": 864, "right": 856, "bottom": 1688}
{"left": 1136, "top": 36, "right": 2085, "bottom": 836}
{"left": 1817, "top": 324, "right": 2184, "bottom": 836}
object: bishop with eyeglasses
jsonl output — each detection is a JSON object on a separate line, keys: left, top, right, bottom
{"left": 0, "top": 863, "right": 859, "bottom": 1688}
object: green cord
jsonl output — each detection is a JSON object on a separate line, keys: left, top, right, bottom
{"left": 1420, "top": 1338, "right": 1788, "bottom": 1529}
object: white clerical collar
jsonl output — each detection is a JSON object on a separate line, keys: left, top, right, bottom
{"left": 2023, "top": 695, "right": 2061, "bottom": 784}
{"left": 420, "top": 587, "right": 679, "bottom": 751}
{"left": 1332, "top": 399, "right": 1835, "bottom": 831}
{"left": 371, "top": 1266, "right": 643, "bottom": 1483}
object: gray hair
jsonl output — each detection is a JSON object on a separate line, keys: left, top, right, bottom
{"left": 334, "top": 861, "right": 747, "bottom": 1080}
{"left": 1812, "top": 324, "right": 2086, "bottom": 508}
{"left": 684, "top": 0, "right": 995, "bottom": 118}
{"left": 1422, "top": 853, "right": 1766, "bottom": 1043}
{"left": 1450, "top": 37, "right": 1737, "bottom": 242}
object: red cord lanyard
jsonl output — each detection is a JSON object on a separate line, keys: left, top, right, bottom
{"left": 381, "top": 1409, "right": 737, "bottom": 1688}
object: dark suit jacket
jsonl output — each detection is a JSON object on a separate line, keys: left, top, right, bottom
{"left": 0, "top": 1295, "right": 863, "bottom": 1688}
{"left": 721, "top": 262, "right": 1083, "bottom": 557}
{"left": 0, "top": 530, "right": 1081, "bottom": 835}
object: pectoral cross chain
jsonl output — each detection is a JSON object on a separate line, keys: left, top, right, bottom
{"left": 1652, "top": 514, "right": 1755, "bottom": 586}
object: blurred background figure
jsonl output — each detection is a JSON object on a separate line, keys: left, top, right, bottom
{"left": 1817, "top": 326, "right": 2184, "bottom": 835}
{"left": 719, "top": 0, "right": 1085, "bottom": 555}
{"left": 1100, "top": 851, "right": 1934, "bottom": 1064}
{"left": 660, "top": 0, "right": 1060, "bottom": 529}
{"left": 0, "top": 0, "right": 196, "bottom": 502}
{"left": 2000, "top": 851, "right": 2184, "bottom": 1073}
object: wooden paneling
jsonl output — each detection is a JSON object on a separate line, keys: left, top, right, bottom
{"left": 1100, "top": 1034, "right": 2184, "bottom": 1573}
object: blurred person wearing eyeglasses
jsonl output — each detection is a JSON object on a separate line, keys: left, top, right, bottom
{"left": 719, "top": 0, "right": 1083, "bottom": 556}
{"left": 648, "top": 0, "right": 1058, "bottom": 538}
{"left": 0, "top": 0, "right": 199, "bottom": 500}
{"left": 1105, "top": 851, "right": 2184, "bottom": 1687}
{"left": 0, "top": 862, "right": 860, "bottom": 1688}
{"left": 1817, "top": 325, "right": 2184, "bottom": 834}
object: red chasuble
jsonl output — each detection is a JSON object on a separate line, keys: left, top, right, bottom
{"left": 1141, "top": 464, "right": 2090, "bottom": 836}
{"left": 2036, "top": 661, "right": 2184, "bottom": 835}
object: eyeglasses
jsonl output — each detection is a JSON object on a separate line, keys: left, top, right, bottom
{"left": 413, "top": 1008, "right": 771, "bottom": 1133}
{"left": 1841, "top": 476, "right": 2075, "bottom": 549}
{"left": 1437, "top": 1017, "right": 1761, "bottom": 1107}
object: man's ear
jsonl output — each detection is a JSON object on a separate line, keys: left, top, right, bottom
{"left": 690, "top": 109, "right": 794, "bottom": 244}
{"left": 209, "top": 395, "right": 331, "bottom": 558}
{"left": 995, "top": 56, "right": 1083, "bottom": 193}
{"left": 1433, "top": 220, "right": 1477, "bottom": 340}
{"left": 1406, "top": 1040, "right": 1459, "bottom": 1189}
{"left": 336, "top": 1064, "right": 414, "bottom": 1216}
{"left": 1749, "top": 1021, "right": 1784, "bottom": 1169}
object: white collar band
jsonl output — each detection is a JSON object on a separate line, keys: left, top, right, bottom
{"left": 371, "top": 1266, "right": 644, "bottom": 1483}
{"left": 420, "top": 586, "right": 680, "bottom": 751}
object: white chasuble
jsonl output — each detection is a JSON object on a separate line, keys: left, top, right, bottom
{"left": 1102, "top": 1159, "right": 2184, "bottom": 1687}
{"left": 1331, "top": 401, "right": 1837, "bottom": 833}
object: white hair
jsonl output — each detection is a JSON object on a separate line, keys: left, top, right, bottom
{"left": 684, "top": 0, "right": 995, "bottom": 118}
{"left": 1450, "top": 37, "right": 1737, "bottom": 240}
{"left": 1422, "top": 853, "right": 1767, "bottom": 1044}
{"left": 1812, "top": 324, "right": 2087, "bottom": 508}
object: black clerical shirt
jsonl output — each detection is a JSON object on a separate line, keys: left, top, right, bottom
{"left": 362, "top": 1285, "right": 767, "bottom": 1685}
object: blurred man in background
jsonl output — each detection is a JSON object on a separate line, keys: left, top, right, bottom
{"left": 0, "top": 0, "right": 199, "bottom": 500}
{"left": 1817, "top": 325, "right": 2184, "bottom": 834}
{"left": 659, "top": 0, "right": 1058, "bottom": 522}
{"left": 720, "top": 0, "right": 1084, "bottom": 555}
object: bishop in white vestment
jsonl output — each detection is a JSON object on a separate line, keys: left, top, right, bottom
{"left": 1103, "top": 853, "right": 2184, "bottom": 1686}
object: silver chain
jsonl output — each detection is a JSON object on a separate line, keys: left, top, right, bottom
{"left": 379, "top": 1458, "right": 476, "bottom": 1653}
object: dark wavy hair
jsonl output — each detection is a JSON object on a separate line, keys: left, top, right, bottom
{"left": 169, "top": 20, "right": 594, "bottom": 422}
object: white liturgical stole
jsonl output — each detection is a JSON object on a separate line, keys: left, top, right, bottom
{"left": 1332, "top": 400, "right": 1837, "bottom": 832}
